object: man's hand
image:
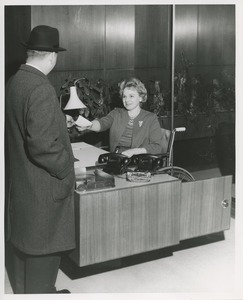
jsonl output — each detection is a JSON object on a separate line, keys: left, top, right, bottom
{"left": 66, "top": 115, "right": 75, "bottom": 128}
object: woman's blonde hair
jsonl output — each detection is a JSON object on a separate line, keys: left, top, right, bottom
{"left": 119, "top": 78, "right": 147, "bottom": 103}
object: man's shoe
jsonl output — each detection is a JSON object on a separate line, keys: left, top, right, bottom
{"left": 56, "top": 289, "right": 71, "bottom": 293}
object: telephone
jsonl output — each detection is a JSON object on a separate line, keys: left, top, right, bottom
{"left": 98, "top": 153, "right": 111, "bottom": 164}
{"left": 102, "top": 153, "right": 131, "bottom": 175}
{"left": 131, "top": 154, "right": 162, "bottom": 172}
{"left": 98, "top": 152, "right": 164, "bottom": 175}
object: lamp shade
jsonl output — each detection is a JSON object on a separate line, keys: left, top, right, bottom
{"left": 63, "top": 86, "right": 87, "bottom": 110}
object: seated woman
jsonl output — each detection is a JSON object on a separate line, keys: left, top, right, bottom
{"left": 76, "top": 77, "right": 164, "bottom": 157}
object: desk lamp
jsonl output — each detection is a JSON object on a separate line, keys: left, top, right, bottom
{"left": 63, "top": 79, "right": 87, "bottom": 110}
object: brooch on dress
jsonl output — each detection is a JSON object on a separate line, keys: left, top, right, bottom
{"left": 139, "top": 121, "right": 143, "bottom": 127}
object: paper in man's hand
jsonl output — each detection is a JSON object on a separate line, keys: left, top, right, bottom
{"left": 75, "top": 115, "right": 92, "bottom": 127}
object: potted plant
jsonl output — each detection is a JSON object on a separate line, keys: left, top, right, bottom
{"left": 59, "top": 76, "right": 120, "bottom": 143}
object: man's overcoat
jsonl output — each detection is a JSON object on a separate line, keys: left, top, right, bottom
{"left": 5, "top": 64, "right": 76, "bottom": 255}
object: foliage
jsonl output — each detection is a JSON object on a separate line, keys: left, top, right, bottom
{"left": 59, "top": 76, "right": 116, "bottom": 120}
{"left": 146, "top": 80, "right": 171, "bottom": 116}
{"left": 146, "top": 51, "right": 235, "bottom": 164}
{"left": 147, "top": 51, "right": 235, "bottom": 119}
{"left": 60, "top": 51, "right": 235, "bottom": 123}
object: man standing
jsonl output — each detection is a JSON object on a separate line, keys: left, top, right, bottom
{"left": 5, "top": 25, "right": 75, "bottom": 294}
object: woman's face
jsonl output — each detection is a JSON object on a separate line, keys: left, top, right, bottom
{"left": 122, "top": 87, "right": 142, "bottom": 111}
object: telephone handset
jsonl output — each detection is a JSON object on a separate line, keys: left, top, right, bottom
{"left": 98, "top": 153, "right": 111, "bottom": 164}
{"left": 131, "top": 154, "right": 162, "bottom": 172}
{"left": 98, "top": 152, "right": 163, "bottom": 175}
{"left": 102, "top": 153, "right": 131, "bottom": 175}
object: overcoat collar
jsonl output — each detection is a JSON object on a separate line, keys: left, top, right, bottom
{"left": 20, "top": 64, "right": 47, "bottom": 80}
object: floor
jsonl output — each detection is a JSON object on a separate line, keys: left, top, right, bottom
{"left": 4, "top": 167, "right": 238, "bottom": 298}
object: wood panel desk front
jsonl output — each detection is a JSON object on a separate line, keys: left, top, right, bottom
{"left": 70, "top": 143, "right": 232, "bottom": 267}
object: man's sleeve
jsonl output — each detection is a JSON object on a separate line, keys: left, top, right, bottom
{"left": 26, "top": 84, "right": 73, "bottom": 179}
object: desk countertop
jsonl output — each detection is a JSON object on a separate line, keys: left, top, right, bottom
{"left": 75, "top": 172, "right": 179, "bottom": 195}
{"left": 72, "top": 142, "right": 178, "bottom": 195}
{"left": 72, "top": 142, "right": 108, "bottom": 169}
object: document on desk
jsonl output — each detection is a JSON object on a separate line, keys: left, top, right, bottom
{"left": 71, "top": 142, "right": 92, "bottom": 150}
{"left": 72, "top": 145, "right": 108, "bottom": 168}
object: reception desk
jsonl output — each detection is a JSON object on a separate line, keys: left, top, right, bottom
{"left": 69, "top": 143, "right": 232, "bottom": 267}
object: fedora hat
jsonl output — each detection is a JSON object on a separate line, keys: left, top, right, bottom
{"left": 21, "top": 25, "right": 66, "bottom": 52}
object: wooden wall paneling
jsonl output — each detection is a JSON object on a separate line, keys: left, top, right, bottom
{"left": 5, "top": 6, "right": 31, "bottom": 83}
{"left": 105, "top": 5, "right": 135, "bottom": 69}
{"left": 198, "top": 5, "right": 235, "bottom": 66}
{"left": 134, "top": 68, "right": 171, "bottom": 91}
{"left": 70, "top": 180, "right": 181, "bottom": 267}
{"left": 49, "top": 70, "right": 105, "bottom": 96}
{"left": 189, "top": 65, "right": 235, "bottom": 82}
{"left": 105, "top": 69, "right": 135, "bottom": 86}
{"left": 31, "top": 5, "right": 105, "bottom": 71}
{"left": 174, "top": 5, "right": 198, "bottom": 69}
{"left": 180, "top": 176, "right": 232, "bottom": 240}
{"left": 221, "top": 5, "right": 235, "bottom": 64}
{"left": 135, "top": 5, "right": 171, "bottom": 69}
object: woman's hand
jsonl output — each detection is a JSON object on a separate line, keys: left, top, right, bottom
{"left": 76, "top": 119, "right": 101, "bottom": 132}
{"left": 76, "top": 124, "right": 92, "bottom": 131}
{"left": 122, "top": 148, "right": 147, "bottom": 158}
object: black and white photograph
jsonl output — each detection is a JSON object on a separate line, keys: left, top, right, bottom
{"left": 1, "top": 1, "right": 243, "bottom": 300}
